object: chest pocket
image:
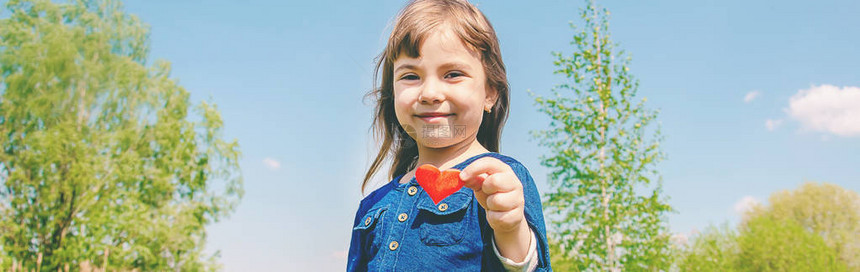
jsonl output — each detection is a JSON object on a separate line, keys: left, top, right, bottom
{"left": 415, "top": 189, "right": 473, "bottom": 246}
{"left": 354, "top": 206, "right": 388, "bottom": 253}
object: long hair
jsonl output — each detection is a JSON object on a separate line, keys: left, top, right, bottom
{"left": 362, "top": 0, "right": 509, "bottom": 192}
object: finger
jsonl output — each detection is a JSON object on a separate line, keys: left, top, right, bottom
{"left": 459, "top": 157, "right": 512, "bottom": 184}
{"left": 463, "top": 173, "right": 488, "bottom": 191}
{"left": 473, "top": 189, "right": 489, "bottom": 210}
{"left": 485, "top": 190, "right": 524, "bottom": 212}
{"left": 481, "top": 172, "right": 521, "bottom": 195}
{"left": 485, "top": 206, "right": 525, "bottom": 233}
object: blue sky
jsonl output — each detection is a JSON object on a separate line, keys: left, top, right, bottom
{"left": 120, "top": 0, "right": 860, "bottom": 270}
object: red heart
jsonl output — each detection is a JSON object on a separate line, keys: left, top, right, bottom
{"left": 415, "top": 164, "right": 464, "bottom": 205}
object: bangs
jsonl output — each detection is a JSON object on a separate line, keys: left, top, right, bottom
{"left": 385, "top": 3, "right": 492, "bottom": 64}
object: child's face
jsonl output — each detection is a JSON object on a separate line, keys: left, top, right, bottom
{"left": 392, "top": 29, "right": 496, "bottom": 149}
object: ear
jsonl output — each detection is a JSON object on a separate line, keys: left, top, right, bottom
{"left": 484, "top": 86, "right": 498, "bottom": 112}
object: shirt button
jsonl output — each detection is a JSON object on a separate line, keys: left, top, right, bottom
{"left": 364, "top": 216, "right": 372, "bottom": 226}
{"left": 398, "top": 213, "right": 408, "bottom": 222}
{"left": 408, "top": 186, "right": 418, "bottom": 196}
{"left": 438, "top": 203, "right": 448, "bottom": 212}
{"left": 389, "top": 241, "right": 399, "bottom": 251}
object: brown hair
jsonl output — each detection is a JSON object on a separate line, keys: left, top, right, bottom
{"left": 362, "top": 0, "right": 509, "bottom": 192}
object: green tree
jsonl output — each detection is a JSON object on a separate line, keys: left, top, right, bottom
{"left": 533, "top": 0, "right": 672, "bottom": 270}
{"left": 673, "top": 225, "right": 739, "bottom": 272}
{"left": 676, "top": 217, "right": 846, "bottom": 272}
{"left": 762, "top": 182, "right": 860, "bottom": 270}
{"left": 0, "top": 0, "right": 243, "bottom": 271}
{"left": 736, "top": 213, "right": 845, "bottom": 272}
{"left": 675, "top": 182, "right": 857, "bottom": 271}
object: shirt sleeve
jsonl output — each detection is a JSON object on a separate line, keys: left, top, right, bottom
{"left": 347, "top": 199, "right": 372, "bottom": 272}
{"left": 491, "top": 227, "right": 539, "bottom": 272}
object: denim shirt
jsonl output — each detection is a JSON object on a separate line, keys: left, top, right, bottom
{"left": 347, "top": 152, "right": 552, "bottom": 271}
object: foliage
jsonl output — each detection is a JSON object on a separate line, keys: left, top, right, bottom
{"left": 761, "top": 182, "right": 860, "bottom": 270}
{"left": 533, "top": 0, "right": 672, "bottom": 270}
{"left": 673, "top": 225, "right": 738, "bottom": 272}
{"left": 0, "top": 0, "right": 243, "bottom": 271}
{"left": 675, "top": 182, "right": 856, "bottom": 271}
{"left": 548, "top": 237, "right": 578, "bottom": 272}
{"left": 736, "top": 212, "right": 845, "bottom": 272}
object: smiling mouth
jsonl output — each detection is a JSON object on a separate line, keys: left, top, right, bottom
{"left": 415, "top": 113, "right": 454, "bottom": 121}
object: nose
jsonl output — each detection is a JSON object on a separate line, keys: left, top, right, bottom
{"left": 418, "top": 77, "right": 446, "bottom": 105}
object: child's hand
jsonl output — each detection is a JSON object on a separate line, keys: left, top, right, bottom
{"left": 460, "top": 157, "right": 531, "bottom": 261}
{"left": 460, "top": 157, "right": 529, "bottom": 237}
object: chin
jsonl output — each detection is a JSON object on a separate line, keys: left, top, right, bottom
{"left": 418, "top": 137, "right": 460, "bottom": 149}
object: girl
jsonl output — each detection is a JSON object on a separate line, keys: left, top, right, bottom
{"left": 348, "top": 0, "right": 551, "bottom": 271}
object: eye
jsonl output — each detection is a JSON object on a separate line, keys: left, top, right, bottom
{"left": 444, "top": 71, "right": 465, "bottom": 79}
{"left": 399, "top": 73, "right": 420, "bottom": 81}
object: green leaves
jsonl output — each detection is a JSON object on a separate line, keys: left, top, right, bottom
{"left": 533, "top": 0, "right": 671, "bottom": 270}
{"left": 0, "top": 0, "right": 241, "bottom": 271}
{"left": 737, "top": 214, "right": 843, "bottom": 272}
{"left": 675, "top": 182, "right": 856, "bottom": 271}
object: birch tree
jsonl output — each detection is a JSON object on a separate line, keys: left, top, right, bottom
{"left": 533, "top": 0, "right": 672, "bottom": 270}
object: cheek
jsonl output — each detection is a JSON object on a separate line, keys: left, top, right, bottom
{"left": 392, "top": 90, "right": 414, "bottom": 123}
{"left": 458, "top": 84, "right": 488, "bottom": 116}
{"left": 393, "top": 92, "right": 408, "bottom": 112}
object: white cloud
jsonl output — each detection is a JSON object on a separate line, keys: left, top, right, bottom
{"left": 744, "top": 91, "right": 761, "bottom": 103}
{"left": 787, "top": 85, "right": 860, "bottom": 137}
{"left": 765, "top": 119, "right": 783, "bottom": 131}
{"left": 733, "top": 196, "right": 760, "bottom": 215}
{"left": 262, "top": 157, "right": 281, "bottom": 170}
